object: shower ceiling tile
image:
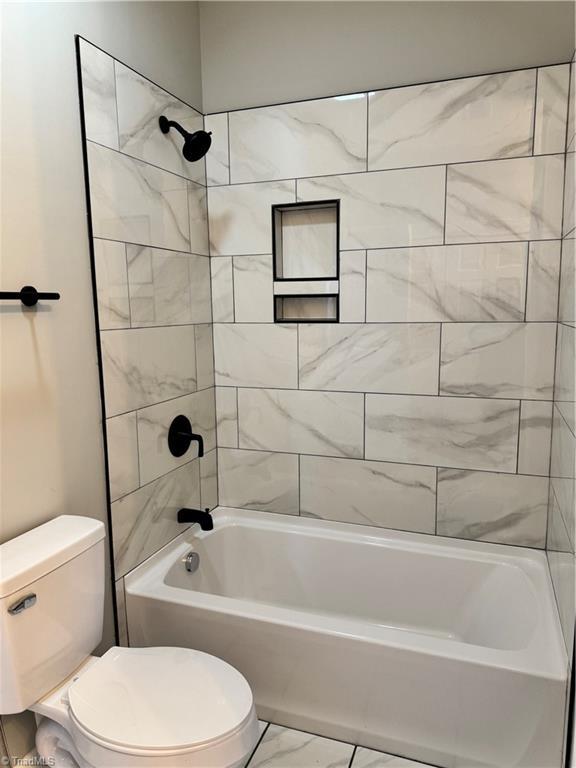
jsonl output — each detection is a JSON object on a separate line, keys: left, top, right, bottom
{"left": 211, "top": 257, "right": 234, "bottom": 322}
{"left": 115, "top": 61, "right": 205, "bottom": 185}
{"left": 79, "top": 39, "right": 119, "bottom": 150}
{"left": 214, "top": 323, "right": 298, "bottom": 389}
{"left": 440, "top": 322, "right": 556, "bottom": 400}
{"left": 298, "top": 323, "right": 439, "bottom": 395}
{"left": 300, "top": 456, "right": 436, "bottom": 534}
{"left": 525, "top": 241, "right": 561, "bottom": 321}
{"left": 204, "top": 112, "right": 230, "bottom": 186}
{"left": 106, "top": 412, "right": 139, "bottom": 501}
{"left": 445, "top": 155, "right": 564, "bottom": 243}
{"left": 208, "top": 180, "right": 296, "bottom": 255}
{"left": 297, "top": 167, "right": 445, "bottom": 250}
{"left": 365, "top": 394, "right": 519, "bottom": 472}
{"left": 218, "top": 448, "right": 299, "bottom": 516}
{"left": 233, "top": 254, "right": 274, "bottom": 322}
{"left": 369, "top": 70, "right": 535, "bottom": 172}
{"left": 93, "top": 238, "right": 130, "bottom": 330}
{"left": 229, "top": 94, "right": 367, "bottom": 183}
{"left": 518, "top": 401, "right": 553, "bottom": 476}
{"left": 215, "top": 387, "right": 238, "bottom": 448}
{"left": 339, "top": 251, "right": 366, "bottom": 323}
{"left": 437, "top": 469, "right": 548, "bottom": 547}
{"left": 238, "top": 388, "right": 364, "bottom": 458}
{"left": 88, "top": 142, "right": 191, "bottom": 252}
{"left": 100, "top": 325, "right": 197, "bottom": 416}
{"left": 366, "top": 242, "right": 527, "bottom": 322}
{"left": 533, "top": 65, "right": 570, "bottom": 156}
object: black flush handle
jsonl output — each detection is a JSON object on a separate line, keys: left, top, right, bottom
{"left": 168, "top": 415, "right": 204, "bottom": 458}
{"left": 0, "top": 286, "right": 60, "bottom": 307}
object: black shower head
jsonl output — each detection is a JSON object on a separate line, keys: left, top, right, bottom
{"left": 158, "top": 115, "right": 212, "bottom": 162}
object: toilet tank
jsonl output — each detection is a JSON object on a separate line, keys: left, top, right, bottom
{"left": 0, "top": 515, "right": 105, "bottom": 713}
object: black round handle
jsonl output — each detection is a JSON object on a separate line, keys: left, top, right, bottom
{"left": 168, "top": 415, "right": 193, "bottom": 457}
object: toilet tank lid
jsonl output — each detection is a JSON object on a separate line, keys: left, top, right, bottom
{"left": 0, "top": 516, "right": 105, "bottom": 598}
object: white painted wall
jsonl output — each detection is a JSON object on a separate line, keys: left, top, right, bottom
{"left": 200, "top": 1, "right": 575, "bottom": 113}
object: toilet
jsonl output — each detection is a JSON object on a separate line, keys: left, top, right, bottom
{"left": 0, "top": 515, "right": 259, "bottom": 767}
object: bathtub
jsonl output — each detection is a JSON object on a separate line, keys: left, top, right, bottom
{"left": 125, "top": 507, "right": 568, "bottom": 768}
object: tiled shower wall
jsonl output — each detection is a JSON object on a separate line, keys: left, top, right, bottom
{"left": 77, "top": 40, "right": 215, "bottom": 637}
{"left": 207, "top": 65, "right": 570, "bottom": 549}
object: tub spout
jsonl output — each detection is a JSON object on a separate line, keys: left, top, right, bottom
{"left": 177, "top": 507, "right": 213, "bottom": 530}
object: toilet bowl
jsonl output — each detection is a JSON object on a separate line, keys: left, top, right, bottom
{"left": 0, "top": 516, "right": 259, "bottom": 768}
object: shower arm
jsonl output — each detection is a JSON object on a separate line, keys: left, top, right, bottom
{"left": 159, "top": 116, "right": 188, "bottom": 139}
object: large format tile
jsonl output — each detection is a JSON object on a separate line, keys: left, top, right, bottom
{"left": 366, "top": 243, "right": 527, "bottom": 322}
{"left": 115, "top": 61, "right": 205, "bottom": 184}
{"left": 564, "top": 150, "right": 576, "bottom": 236}
{"left": 93, "top": 238, "right": 130, "bottom": 329}
{"left": 299, "top": 323, "right": 440, "bottom": 395}
{"left": 248, "top": 725, "right": 353, "bottom": 768}
{"left": 87, "top": 141, "right": 192, "bottom": 251}
{"left": 218, "top": 448, "right": 299, "bottom": 515}
{"left": 239, "top": 388, "right": 364, "bottom": 458}
{"left": 301, "top": 456, "right": 436, "bottom": 533}
{"left": 214, "top": 324, "right": 298, "bottom": 388}
{"left": 525, "top": 241, "right": 561, "bottom": 321}
{"left": 188, "top": 185, "right": 210, "bottom": 256}
{"left": 136, "top": 389, "right": 216, "bottom": 485}
{"left": 211, "top": 257, "right": 234, "bottom": 322}
{"left": 445, "top": 155, "right": 564, "bottom": 243}
{"left": 195, "top": 324, "right": 214, "bottom": 390}
{"left": 215, "top": 387, "right": 238, "bottom": 448}
{"left": 101, "top": 325, "right": 196, "bottom": 416}
{"left": 127, "top": 246, "right": 211, "bottom": 326}
{"left": 533, "top": 65, "right": 570, "bottom": 155}
{"left": 106, "top": 412, "right": 139, "bottom": 501}
{"left": 440, "top": 323, "right": 556, "bottom": 400}
{"left": 518, "top": 401, "right": 553, "bottom": 476}
{"left": 79, "top": 39, "right": 118, "bottom": 149}
{"left": 568, "top": 58, "right": 576, "bottom": 152}
{"left": 200, "top": 449, "right": 218, "bottom": 511}
{"left": 204, "top": 112, "right": 229, "bottom": 186}
{"left": 365, "top": 394, "right": 519, "bottom": 471}
{"left": 233, "top": 255, "right": 274, "bottom": 322}
{"left": 352, "top": 746, "right": 428, "bottom": 767}
{"left": 297, "top": 167, "right": 445, "bottom": 250}
{"left": 229, "top": 94, "right": 367, "bottom": 183}
{"left": 550, "top": 406, "right": 576, "bottom": 548}
{"left": 437, "top": 469, "right": 548, "bottom": 547}
{"left": 340, "top": 251, "right": 366, "bottom": 322}
{"left": 558, "top": 237, "right": 575, "bottom": 323}
{"left": 555, "top": 323, "right": 576, "bottom": 433}
{"left": 112, "top": 462, "right": 200, "bottom": 577}
{"left": 208, "top": 180, "right": 295, "bottom": 255}
{"left": 369, "top": 70, "right": 534, "bottom": 171}
{"left": 547, "top": 489, "right": 575, "bottom": 653}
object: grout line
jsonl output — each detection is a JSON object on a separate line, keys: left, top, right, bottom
{"left": 348, "top": 745, "right": 358, "bottom": 768}
{"left": 298, "top": 453, "right": 302, "bottom": 516}
{"left": 531, "top": 68, "right": 539, "bottom": 156}
{"left": 365, "top": 92, "right": 369, "bottom": 173}
{"left": 235, "top": 386, "right": 240, "bottom": 448}
{"left": 516, "top": 401, "right": 522, "bottom": 474}
{"left": 442, "top": 165, "right": 448, "bottom": 244}
{"left": 437, "top": 323, "right": 443, "bottom": 395}
{"left": 434, "top": 467, "right": 439, "bottom": 534}
{"left": 226, "top": 111, "right": 232, "bottom": 185}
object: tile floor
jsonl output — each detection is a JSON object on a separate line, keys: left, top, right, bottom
{"left": 246, "top": 723, "right": 432, "bottom": 768}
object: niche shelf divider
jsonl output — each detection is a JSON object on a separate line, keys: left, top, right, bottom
{"left": 272, "top": 199, "right": 340, "bottom": 323}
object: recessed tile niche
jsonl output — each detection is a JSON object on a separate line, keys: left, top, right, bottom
{"left": 272, "top": 200, "right": 340, "bottom": 322}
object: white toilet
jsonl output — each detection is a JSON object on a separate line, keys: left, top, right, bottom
{"left": 0, "top": 515, "right": 259, "bottom": 767}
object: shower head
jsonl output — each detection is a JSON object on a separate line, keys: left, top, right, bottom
{"left": 158, "top": 115, "right": 212, "bottom": 162}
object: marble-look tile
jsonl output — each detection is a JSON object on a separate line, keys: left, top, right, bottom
{"left": 445, "top": 155, "right": 564, "bottom": 243}
{"left": 352, "top": 746, "right": 427, "bottom": 768}
{"left": 87, "top": 141, "right": 191, "bottom": 252}
{"left": 518, "top": 401, "right": 553, "bottom": 476}
{"left": 136, "top": 389, "right": 216, "bottom": 485}
{"left": 525, "top": 241, "right": 561, "bottom": 320}
{"left": 188, "top": 184, "right": 210, "bottom": 256}
{"left": 555, "top": 323, "right": 575, "bottom": 433}
{"left": 126, "top": 246, "right": 211, "bottom": 326}
{"left": 550, "top": 406, "right": 576, "bottom": 548}
{"left": 298, "top": 167, "right": 445, "bottom": 250}
{"left": 301, "top": 456, "right": 436, "bottom": 533}
{"left": 215, "top": 387, "right": 238, "bottom": 448}
{"left": 208, "top": 180, "right": 295, "bottom": 256}
{"left": 369, "top": 70, "right": 534, "bottom": 171}
{"left": 229, "top": 94, "right": 367, "bottom": 183}
{"left": 115, "top": 61, "right": 205, "bottom": 184}
{"left": 299, "top": 323, "right": 440, "bottom": 395}
{"left": 101, "top": 325, "right": 196, "bottom": 416}
{"left": 112, "top": 462, "right": 200, "bottom": 577}
{"left": 93, "top": 238, "right": 130, "bottom": 329}
{"left": 204, "top": 112, "right": 229, "bottom": 186}
{"left": 211, "top": 257, "right": 234, "bottom": 322}
{"left": 233, "top": 255, "right": 274, "bottom": 322}
{"left": 200, "top": 449, "right": 218, "bottom": 510}
{"left": 340, "top": 251, "right": 366, "bottom": 322}
{"left": 218, "top": 448, "right": 299, "bottom": 515}
{"left": 563, "top": 150, "right": 575, "bottom": 236}
{"left": 248, "top": 725, "right": 353, "bottom": 768}
{"left": 440, "top": 322, "right": 556, "bottom": 399}
{"left": 278, "top": 206, "right": 338, "bottom": 279}
{"left": 195, "top": 324, "right": 214, "bottom": 390}
{"left": 79, "top": 39, "right": 118, "bottom": 149}
{"left": 106, "top": 412, "right": 139, "bottom": 501}
{"left": 214, "top": 324, "right": 298, "bottom": 388}
{"left": 558, "top": 237, "right": 575, "bottom": 323}
{"left": 437, "top": 469, "right": 548, "bottom": 547}
{"left": 366, "top": 242, "right": 527, "bottom": 322}
{"left": 534, "top": 65, "right": 570, "bottom": 155}
{"left": 239, "top": 388, "right": 364, "bottom": 458}
{"left": 568, "top": 59, "right": 576, "bottom": 151}
{"left": 365, "top": 394, "right": 519, "bottom": 472}
{"left": 115, "top": 578, "right": 129, "bottom": 647}
{"left": 547, "top": 489, "right": 575, "bottom": 653}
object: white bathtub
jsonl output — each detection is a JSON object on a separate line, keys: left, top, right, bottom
{"left": 125, "top": 507, "right": 568, "bottom": 768}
